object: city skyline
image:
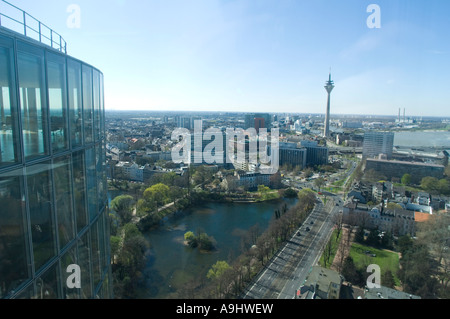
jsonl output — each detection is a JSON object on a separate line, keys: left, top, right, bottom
{"left": 6, "top": 0, "right": 450, "bottom": 117}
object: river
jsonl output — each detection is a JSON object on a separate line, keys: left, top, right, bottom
{"left": 128, "top": 197, "right": 299, "bottom": 299}
{"left": 394, "top": 130, "right": 450, "bottom": 148}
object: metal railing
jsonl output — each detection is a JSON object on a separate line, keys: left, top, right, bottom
{"left": 0, "top": 0, "right": 67, "bottom": 54}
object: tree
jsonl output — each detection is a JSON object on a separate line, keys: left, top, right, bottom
{"left": 341, "top": 256, "right": 364, "bottom": 286}
{"left": 438, "top": 179, "right": 450, "bottom": 195}
{"left": 314, "top": 177, "right": 326, "bottom": 192}
{"left": 143, "top": 183, "right": 170, "bottom": 210}
{"left": 297, "top": 188, "right": 316, "bottom": 212}
{"left": 382, "top": 270, "right": 396, "bottom": 289}
{"left": 401, "top": 173, "right": 411, "bottom": 186}
{"left": 110, "top": 195, "right": 134, "bottom": 225}
{"left": 184, "top": 231, "right": 197, "bottom": 247}
{"left": 303, "top": 168, "right": 313, "bottom": 179}
{"left": 421, "top": 176, "right": 439, "bottom": 193}
{"left": 283, "top": 188, "right": 298, "bottom": 198}
{"left": 207, "top": 261, "right": 232, "bottom": 298}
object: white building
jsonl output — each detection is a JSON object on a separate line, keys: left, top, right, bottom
{"left": 363, "top": 131, "right": 394, "bottom": 159}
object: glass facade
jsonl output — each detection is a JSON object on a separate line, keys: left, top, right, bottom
{"left": 0, "top": 30, "right": 111, "bottom": 299}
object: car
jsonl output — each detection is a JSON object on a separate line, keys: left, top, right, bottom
{"left": 306, "top": 227, "right": 310, "bottom": 231}
{"left": 296, "top": 231, "right": 301, "bottom": 236}
{"left": 310, "top": 221, "right": 314, "bottom": 224}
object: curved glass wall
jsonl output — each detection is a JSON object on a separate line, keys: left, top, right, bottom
{"left": 0, "top": 30, "right": 110, "bottom": 299}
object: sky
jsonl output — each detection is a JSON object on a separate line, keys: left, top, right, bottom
{"left": 3, "top": 0, "right": 450, "bottom": 117}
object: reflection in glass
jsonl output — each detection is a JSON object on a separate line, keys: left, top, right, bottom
{"left": 68, "top": 60, "right": 83, "bottom": 148}
{"left": 82, "top": 66, "right": 93, "bottom": 144}
{"left": 93, "top": 70, "right": 100, "bottom": 141}
{"left": 0, "top": 45, "right": 20, "bottom": 166}
{"left": 85, "top": 147, "right": 98, "bottom": 222}
{"left": 35, "top": 263, "right": 59, "bottom": 299}
{"left": 78, "top": 232, "right": 92, "bottom": 298}
{"left": 26, "top": 162, "right": 56, "bottom": 271}
{"left": 60, "top": 245, "right": 79, "bottom": 299}
{"left": 18, "top": 49, "right": 48, "bottom": 160}
{"left": 0, "top": 172, "right": 30, "bottom": 298}
{"left": 72, "top": 151, "right": 87, "bottom": 231}
{"left": 53, "top": 156, "right": 75, "bottom": 249}
{"left": 91, "top": 221, "right": 101, "bottom": 288}
{"left": 47, "top": 54, "right": 68, "bottom": 153}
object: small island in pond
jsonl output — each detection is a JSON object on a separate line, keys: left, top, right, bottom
{"left": 184, "top": 231, "right": 217, "bottom": 252}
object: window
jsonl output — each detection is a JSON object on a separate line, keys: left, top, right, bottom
{"left": 68, "top": 60, "right": 83, "bottom": 147}
{"left": 91, "top": 220, "right": 101, "bottom": 288}
{"left": 60, "top": 245, "right": 79, "bottom": 299}
{"left": 0, "top": 172, "right": 30, "bottom": 298}
{"left": 35, "top": 263, "right": 59, "bottom": 299}
{"left": 78, "top": 232, "right": 92, "bottom": 298}
{"left": 82, "top": 66, "right": 93, "bottom": 144}
{"left": 85, "top": 147, "right": 98, "bottom": 221}
{"left": 17, "top": 43, "right": 48, "bottom": 161}
{"left": 93, "top": 69, "right": 100, "bottom": 141}
{"left": 47, "top": 53, "right": 68, "bottom": 153}
{"left": 72, "top": 151, "right": 87, "bottom": 232}
{"left": 53, "top": 156, "right": 75, "bottom": 249}
{"left": 0, "top": 37, "right": 20, "bottom": 166}
{"left": 26, "top": 162, "right": 56, "bottom": 271}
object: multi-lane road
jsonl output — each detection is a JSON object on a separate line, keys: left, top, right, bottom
{"left": 243, "top": 196, "right": 342, "bottom": 299}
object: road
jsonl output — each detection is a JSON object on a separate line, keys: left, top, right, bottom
{"left": 243, "top": 196, "right": 342, "bottom": 299}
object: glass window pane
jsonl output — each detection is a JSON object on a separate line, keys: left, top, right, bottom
{"left": 68, "top": 60, "right": 83, "bottom": 148}
{"left": 96, "top": 143, "right": 104, "bottom": 210}
{"left": 78, "top": 232, "right": 92, "bottom": 298}
{"left": 0, "top": 171, "right": 30, "bottom": 298}
{"left": 53, "top": 156, "right": 75, "bottom": 249}
{"left": 72, "top": 151, "right": 87, "bottom": 231}
{"left": 60, "top": 245, "right": 79, "bottom": 299}
{"left": 93, "top": 69, "right": 100, "bottom": 142}
{"left": 91, "top": 221, "right": 101, "bottom": 288}
{"left": 17, "top": 46, "right": 48, "bottom": 161}
{"left": 47, "top": 54, "right": 68, "bottom": 153}
{"left": 35, "top": 263, "right": 59, "bottom": 299}
{"left": 0, "top": 42, "right": 20, "bottom": 166}
{"left": 82, "top": 66, "right": 93, "bottom": 144}
{"left": 15, "top": 283, "right": 34, "bottom": 299}
{"left": 99, "top": 73, "right": 104, "bottom": 138}
{"left": 85, "top": 147, "right": 98, "bottom": 221}
{"left": 26, "top": 162, "right": 56, "bottom": 271}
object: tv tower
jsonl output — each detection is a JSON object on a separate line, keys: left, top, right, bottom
{"left": 323, "top": 71, "right": 335, "bottom": 138}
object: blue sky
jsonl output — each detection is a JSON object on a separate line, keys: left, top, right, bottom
{"left": 4, "top": 0, "right": 450, "bottom": 116}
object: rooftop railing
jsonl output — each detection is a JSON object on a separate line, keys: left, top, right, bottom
{"left": 0, "top": 0, "right": 67, "bottom": 54}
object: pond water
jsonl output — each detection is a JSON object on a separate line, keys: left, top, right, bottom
{"left": 134, "top": 197, "right": 299, "bottom": 299}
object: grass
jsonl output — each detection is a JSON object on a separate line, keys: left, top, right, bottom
{"left": 319, "top": 229, "right": 342, "bottom": 268}
{"left": 349, "top": 243, "right": 401, "bottom": 286}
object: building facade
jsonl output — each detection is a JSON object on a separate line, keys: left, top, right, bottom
{"left": 279, "top": 142, "right": 307, "bottom": 169}
{"left": 365, "top": 158, "right": 445, "bottom": 184}
{"left": 0, "top": 15, "right": 111, "bottom": 298}
{"left": 362, "top": 131, "right": 394, "bottom": 159}
{"left": 300, "top": 140, "right": 329, "bottom": 167}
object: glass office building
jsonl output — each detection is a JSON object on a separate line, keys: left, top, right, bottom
{"left": 0, "top": 12, "right": 111, "bottom": 298}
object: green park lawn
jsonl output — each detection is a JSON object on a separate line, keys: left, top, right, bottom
{"left": 349, "top": 242, "right": 401, "bottom": 286}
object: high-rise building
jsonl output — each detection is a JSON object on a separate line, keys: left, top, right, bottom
{"left": 0, "top": 4, "right": 111, "bottom": 298}
{"left": 362, "top": 131, "right": 395, "bottom": 159}
{"left": 300, "top": 140, "right": 329, "bottom": 167}
{"left": 323, "top": 72, "right": 335, "bottom": 138}
{"left": 279, "top": 142, "right": 307, "bottom": 169}
{"left": 244, "top": 113, "right": 271, "bottom": 131}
